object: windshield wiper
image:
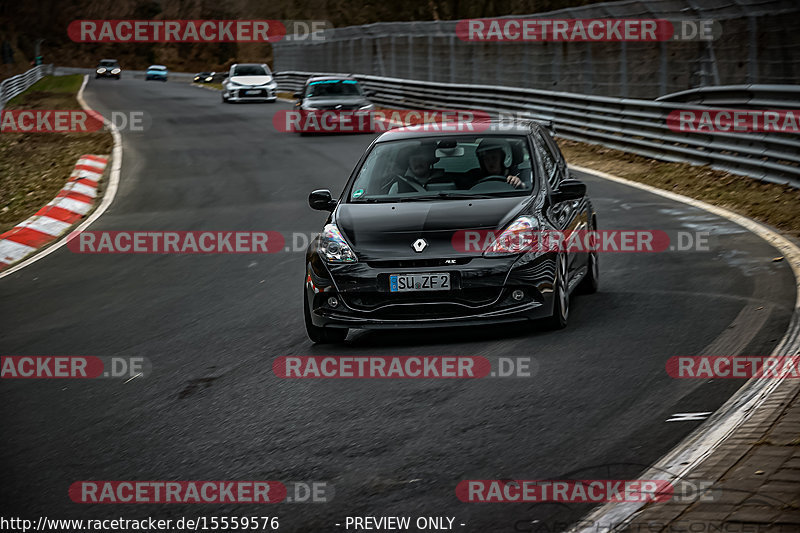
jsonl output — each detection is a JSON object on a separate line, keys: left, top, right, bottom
{"left": 431, "top": 192, "right": 496, "bottom": 199}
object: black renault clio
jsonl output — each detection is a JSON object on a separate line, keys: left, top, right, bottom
{"left": 303, "top": 122, "right": 598, "bottom": 343}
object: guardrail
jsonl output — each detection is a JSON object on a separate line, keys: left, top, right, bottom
{"left": 0, "top": 64, "right": 54, "bottom": 111}
{"left": 656, "top": 85, "right": 800, "bottom": 109}
{"left": 276, "top": 71, "right": 800, "bottom": 188}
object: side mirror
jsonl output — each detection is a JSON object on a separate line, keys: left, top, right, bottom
{"left": 551, "top": 179, "right": 586, "bottom": 202}
{"left": 309, "top": 189, "right": 337, "bottom": 211}
{"left": 293, "top": 91, "right": 303, "bottom": 99}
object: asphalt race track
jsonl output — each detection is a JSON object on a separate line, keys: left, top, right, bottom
{"left": 0, "top": 76, "right": 795, "bottom": 532}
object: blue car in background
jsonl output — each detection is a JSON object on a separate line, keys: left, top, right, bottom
{"left": 145, "top": 65, "right": 168, "bottom": 82}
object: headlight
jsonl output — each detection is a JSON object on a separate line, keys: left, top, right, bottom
{"left": 205, "top": 77, "right": 212, "bottom": 81}
{"left": 96, "top": 68, "right": 106, "bottom": 73}
{"left": 359, "top": 103, "right": 374, "bottom": 110}
{"left": 483, "top": 216, "right": 539, "bottom": 257}
{"left": 111, "top": 68, "right": 121, "bottom": 74}
{"left": 318, "top": 224, "right": 357, "bottom": 263}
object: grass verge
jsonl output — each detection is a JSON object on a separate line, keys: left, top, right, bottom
{"left": 558, "top": 139, "right": 800, "bottom": 240}
{"left": 0, "top": 75, "right": 113, "bottom": 234}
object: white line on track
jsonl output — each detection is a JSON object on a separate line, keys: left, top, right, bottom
{"left": 567, "top": 164, "right": 800, "bottom": 533}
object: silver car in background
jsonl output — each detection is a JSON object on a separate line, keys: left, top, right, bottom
{"left": 221, "top": 63, "right": 277, "bottom": 103}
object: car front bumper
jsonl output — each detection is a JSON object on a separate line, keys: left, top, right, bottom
{"left": 304, "top": 252, "right": 559, "bottom": 330}
{"left": 224, "top": 87, "right": 277, "bottom": 102}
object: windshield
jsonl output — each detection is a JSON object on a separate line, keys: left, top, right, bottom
{"left": 232, "top": 65, "right": 268, "bottom": 76}
{"left": 306, "top": 80, "right": 362, "bottom": 98}
{"left": 148, "top": 66, "right": 166, "bottom": 71}
{"left": 98, "top": 61, "right": 118, "bottom": 67}
{"left": 348, "top": 136, "right": 536, "bottom": 202}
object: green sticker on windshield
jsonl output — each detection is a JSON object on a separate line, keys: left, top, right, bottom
{"left": 353, "top": 189, "right": 365, "bottom": 198}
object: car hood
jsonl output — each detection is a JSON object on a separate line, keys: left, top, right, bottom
{"left": 335, "top": 197, "right": 528, "bottom": 259}
{"left": 230, "top": 75, "right": 273, "bottom": 86}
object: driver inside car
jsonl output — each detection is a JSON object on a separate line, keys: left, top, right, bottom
{"left": 387, "top": 145, "right": 444, "bottom": 194}
{"left": 458, "top": 138, "right": 526, "bottom": 190}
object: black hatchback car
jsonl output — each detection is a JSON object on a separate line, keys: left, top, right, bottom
{"left": 303, "top": 122, "right": 598, "bottom": 343}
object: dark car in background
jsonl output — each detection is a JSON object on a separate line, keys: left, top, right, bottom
{"left": 95, "top": 59, "right": 121, "bottom": 79}
{"left": 194, "top": 71, "right": 214, "bottom": 83}
{"left": 293, "top": 76, "right": 375, "bottom": 133}
{"left": 302, "top": 122, "right": 598, "bottom": 343}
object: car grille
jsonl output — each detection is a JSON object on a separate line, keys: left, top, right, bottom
{"left": 366, "top": 258, "right": 472, "bottom": 269}
{"left": 236, "top": 89, "right": 269, "bottom": 97}
{"left": 343, "top": 287, "right": 501, "bottom": 313}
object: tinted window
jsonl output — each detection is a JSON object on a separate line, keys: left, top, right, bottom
{"left": 348, "top": 136, "right": 534, "bottom": 202}
{"left": 232, "top": 65, "right": 268, "bottom": 76}
{"left": 306, "top": 80, "right": 362, "bottom": 97}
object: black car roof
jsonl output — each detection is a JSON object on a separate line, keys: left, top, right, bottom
{"left": 374, "top": 121, "right": 544, "bottom": 142}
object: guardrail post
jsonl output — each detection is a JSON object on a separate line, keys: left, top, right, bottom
{"left": 620, "top": 42, "right": 628, "bottom": 98}
{"left": 747, "top": 17, "right": 758, "bottom": 83}
{"left": 408, "top": 35, "right": 413, "bottom": 80}
{"left": 427, "top": 35, "right": 434, "bottom": 81}
{"left": 585, "top": 44, "right": 594, "bottom": 93}
{"left": 390, "top": 35, "right": 396, "bottom": 77}
{"left": 449, "top": 35, "right": 455, "bottom": 83}
{"left": 660, "top": 42, "right": 668, "bottom": 95}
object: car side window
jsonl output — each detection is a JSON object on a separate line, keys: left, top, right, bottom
{"left": 534, "top": 132, "right": 560, "bottom": 189}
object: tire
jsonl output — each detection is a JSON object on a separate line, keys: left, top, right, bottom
{"left": 577, "top": 249, "right": 599, "bottom": 294}
{"left": 542, "top": 253, "right": 569, "bottom": 330}
{"left": 577, "top": 218, "right": 599, "bottom": 294}
{"left": 222, "top": 93, "right": 229, "bottom": 104}
{"left": 304, "top": 293, "right": 348, "bottom": 344}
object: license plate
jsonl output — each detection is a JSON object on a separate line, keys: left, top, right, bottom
{"left": 244, "top": 90, "right": 261, "bottom": 95}
{"left": 390, "top": 273, "right": 451, "bottom": 292}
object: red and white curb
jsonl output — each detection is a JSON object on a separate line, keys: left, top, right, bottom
{"left": 0, "top": 154, "right": 108, "bottom": 269}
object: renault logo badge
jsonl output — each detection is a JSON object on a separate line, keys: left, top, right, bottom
{"left": 412, "top": 238, "right": 428, "bottom": 253}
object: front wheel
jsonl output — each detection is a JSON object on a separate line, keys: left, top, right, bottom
{"left": 304, "top": 294, "right": 348, "bottom": 343}
{"left": 542, "top": 253, "right": 569, "bottom": 330}
{"left": 221, "top": 93, "right": 229, "bottom": 103}
{"left": 577, "top": 249, "right": 599, "bottom": 294}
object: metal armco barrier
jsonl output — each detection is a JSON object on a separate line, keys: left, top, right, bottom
{"left": 276, "top": 71, "right": 800, "bottom": 188}
{"left": 0, "top": 64, "right": 54, "bottom": 110}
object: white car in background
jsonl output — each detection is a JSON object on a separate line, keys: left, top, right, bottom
{"left": 221, "top": 63, "right": 277, "bottom": 103}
